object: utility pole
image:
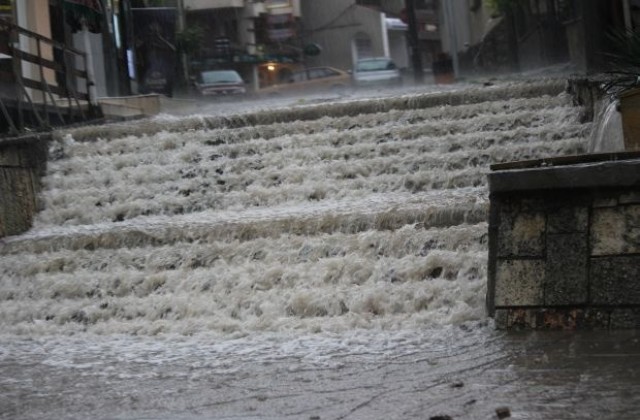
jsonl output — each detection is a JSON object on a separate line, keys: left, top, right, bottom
{"left": 443, "top": 0, "right": 459, "bottom": 79}
{"left": 405, "top": 0, "right": 424, "bottom": 84}
{"left": 102, "top": 1, "right": 121, "bottom": 96}
{"left": 622, "top": 0, "right": 633, "bottom": 32}
{"left": 177, "top": 0, "right": 189, "bottom": 89}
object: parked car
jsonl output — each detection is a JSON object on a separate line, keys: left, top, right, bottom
{"left": 352, "top": 57, "right": 402, "bottom": 88}
{"left": 194, "top": 70, "right": 247, "bottom": 97}
{"left": 259, "top": 66, "right": 351, "bottom": 96}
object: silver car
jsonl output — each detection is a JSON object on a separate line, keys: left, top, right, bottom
{"left": 352, "top": 57, "right": 402, "bottom": 88}
{"left": 195, "top": 70, "right": 247, "bottom": 97}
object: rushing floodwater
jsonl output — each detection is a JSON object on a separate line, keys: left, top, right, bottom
{"left": 1, "top": 80, "right": 639, "bottom": 419}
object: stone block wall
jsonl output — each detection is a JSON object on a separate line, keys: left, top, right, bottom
{"left": 0, "top": 135, "right": 49, "bottom": 238}
{"left": 487, "top": 155, "right": 640, "bottom": 329}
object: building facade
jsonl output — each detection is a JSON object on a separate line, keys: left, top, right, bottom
{"left": 300, "top": 0, "right": 409, "bottom": 75}
{"left": 182, "top": 0, "right": 302, "bottom": 90}
{"left": 2, "top": 0, "right": 637, "bottom": 100}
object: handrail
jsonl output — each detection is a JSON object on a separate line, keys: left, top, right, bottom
{"left": 0, "top": 18, "right": 85, "bottom": 57}
{"left": 0, "top": 17, "right": 100, "bottom": 135}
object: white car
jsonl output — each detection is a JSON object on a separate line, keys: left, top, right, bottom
{"left": 352, "top": 57, "right": 402, "bottom": 88}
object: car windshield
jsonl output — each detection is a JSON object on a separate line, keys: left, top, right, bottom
{"left": 356, "top": 59, "right": 395, "bottom": 72}
{"left": 200, "top": 70, "right": 242, "bottom": 84}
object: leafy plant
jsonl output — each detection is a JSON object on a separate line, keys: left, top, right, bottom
{"left": 486, "top": 0, "right": 516, "bottom": 15}
{"left": 176, "top": 25, "right": 204, "bottom": 56}
{"left": 603, "top": 28, "right": 640, "bottom": 94}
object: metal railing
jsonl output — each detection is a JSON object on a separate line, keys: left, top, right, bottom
{"left": 0, "top": 18, "right": 100, "bottom": 136}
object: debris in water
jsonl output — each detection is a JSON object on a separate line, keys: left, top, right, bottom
{"left": 496, "top": 406, "right": 511, "bottom": 419}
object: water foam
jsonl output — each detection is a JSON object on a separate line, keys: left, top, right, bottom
{"left": 0, "top": 81, "right": 589, "bottom": 336}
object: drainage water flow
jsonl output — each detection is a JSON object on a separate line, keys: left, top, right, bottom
{"left": 1, "top": 81, "right": 638, "bottom": 420}
{"left": 588, "top": 98, "right": 625, "bottom": 153}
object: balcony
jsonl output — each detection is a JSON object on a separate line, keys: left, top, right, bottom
{"left": 184, "top": 0, "right": 244, "bottom": 10}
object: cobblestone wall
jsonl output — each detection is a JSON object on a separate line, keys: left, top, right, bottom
{"left": 0, "top": 135, "right": 49, "bottom": 238}
{"left": 487, "top": 156, "right": 640, "bottom": 329}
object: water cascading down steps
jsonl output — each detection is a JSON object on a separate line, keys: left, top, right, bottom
{"left": 0, "top": 80, "right": 591, "bottom": 336}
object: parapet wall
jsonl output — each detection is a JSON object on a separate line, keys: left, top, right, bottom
{"left": 487, "top": 153, "right": 640, "bottom": 329}
{"left": 0, "top": 134, "right": 49, "bottom": 238}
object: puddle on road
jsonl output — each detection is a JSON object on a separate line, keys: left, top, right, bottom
{"left": 1, "top": 328, "right": 639, "bottom": 420}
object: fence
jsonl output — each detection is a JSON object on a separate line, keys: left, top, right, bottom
{"left": 0, "top": 18, "right": 100, "bottom": 136}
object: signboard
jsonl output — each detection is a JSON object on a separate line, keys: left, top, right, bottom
{"left": 132, "top": 7, "right": 177, "bottom": 96}
{"left": 0, "top": 0, "right": 12, "bottom": 24}
{"left": 267, "top": 13, "right": 294, "bottom": 41}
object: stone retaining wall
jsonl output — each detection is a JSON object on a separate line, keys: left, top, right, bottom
{"left": 487, "top": 154, "right": 640, "bottom": 329}
{"left": 0, "top": 134, "right": 49, "bottom": 238}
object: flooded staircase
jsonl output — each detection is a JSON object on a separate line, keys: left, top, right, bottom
{"left": 0, "top": 79, "right": 592, "bottom": 336}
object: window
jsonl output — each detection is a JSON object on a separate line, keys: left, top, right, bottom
{"left": 292, "top": 71, "right": 308, "bottom": 82}
{"left": 356, "top": 58, "right": 396, "bottom": 72}
{"left": 323, "top": 68, "right": 339, "bottom": 77}
{"left": 415, "top": 0, "right": 436, "bottom": 11}
{"left": 199, "top": 70, "right": 242, "bottom": 85}
{"left": 356, "top": 0, "right": 382, "bottom": 8}
{"left": 267, "top": 13, "right": 294, "bottom": 41}
{"left": 309, "top": 68, "right": 337, "bottom": 79}
{"left": 354, "top": 36, "right": 373, "bottom": 60}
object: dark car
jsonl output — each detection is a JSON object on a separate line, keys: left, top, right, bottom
{"left": 194, "top": 70, "right": 247, "bottom": 97}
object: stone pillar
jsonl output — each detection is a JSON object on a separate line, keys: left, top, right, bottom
{"left": 487, "top": 155, "right": 640, "bottom": 329}
{"left": 0, "top": 135, "right": 49, "bottom": 238}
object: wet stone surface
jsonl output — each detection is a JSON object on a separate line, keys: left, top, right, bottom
{"left": 497, "top": 308, "right": 612, "bottom": 330}
{"left": 590, "top": 256, "right": 640, "bottom": 305}
{"left": 490, "top": 167, "right": 640, "bottom": 329}
{"left": 545, "top": 233, "right": 588, "bottom": 305}
{"left": 546, "top": 204, "right": 588, "bottom": 234}
{"left": 497, "top": 205, "right": 546, "bottom": 258}
{"left": 1, "top": 329, "right": 640, "bottom": 420}
{"left": 495, "top": 259, "right": 545, "bottom": 307}
{"left": 591, "top": 205, "right": 640, "bottom": 255}
{"left": 610, "top": 308, "right": 640, "bottom": 329}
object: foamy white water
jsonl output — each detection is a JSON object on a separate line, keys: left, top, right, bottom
{"left": 0, "top": 80, "right": 588, "bottom": 336}
{"left": 6, "top": 80, "right": 633, "bottom": 420}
